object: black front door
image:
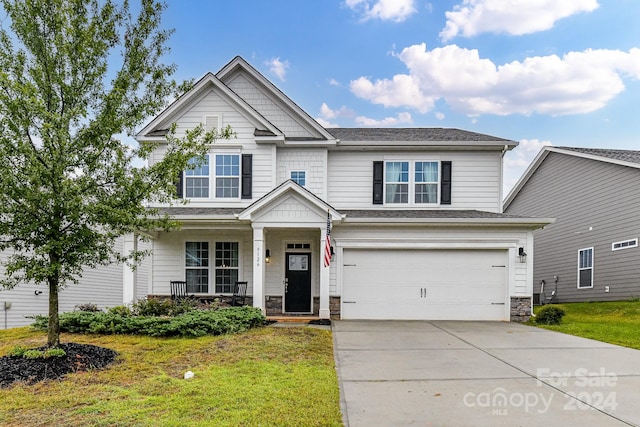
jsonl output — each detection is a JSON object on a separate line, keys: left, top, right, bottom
{"left": 285, "top": 252, "right": 312, "bottom": 312}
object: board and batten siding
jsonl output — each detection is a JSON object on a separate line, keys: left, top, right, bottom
{"left": 0, "top": 238, "right": 128, "bottom": 329}
{"left": 150, "top": 229, "right": 253, "bottom": 296}
{"left": 506, "top": 152, "right": 640, "bottom": 302}
{"left": 148, "top": 88, "right": 277, "bottom": 203}
{"left": 225, "top": 73, "right": 318, "bottom": 139}
{"left": 327, "top": 150, "right": 502, "bottom": 211}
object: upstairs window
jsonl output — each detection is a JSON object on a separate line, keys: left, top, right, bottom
{"left": 578, "top": 247, "right": 593, "bottom": 289}
{"left": 415, "top": 162, "right": 439, "bottom": 204}
{"left": 215, "top": 154, "right": 240, "bottom": 198}
{"left": 290, "top": 171, "right": 306, "bottom": 186}
{"left": 385, "top": 162, "right": 409, "bottom": 204}
{"left": 185, "top": 155, "right": 209, "bottom": 198}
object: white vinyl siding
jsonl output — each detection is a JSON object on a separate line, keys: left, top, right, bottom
{"left": 327, "top": 151, "right": 501, "bottom": 211}
{"left": 578, "top": 247, "right": 594, "bottom": 289}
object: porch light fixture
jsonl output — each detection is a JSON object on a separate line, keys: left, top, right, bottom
{"left": 265, "top": 249, "right": 271, "bottom": 264}
{"left": 518, "top": 247, "right": 527, "bottom": 263}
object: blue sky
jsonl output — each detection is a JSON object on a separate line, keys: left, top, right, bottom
{"left": 159, "top": 0, "right": 640, "bottom": 194}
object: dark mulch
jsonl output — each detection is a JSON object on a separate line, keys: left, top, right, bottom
{"left": 308, "top": 319, "right": 332, "bottom": 326}
{"left": 0, "top": 343, "right": 118, "bottom": 388}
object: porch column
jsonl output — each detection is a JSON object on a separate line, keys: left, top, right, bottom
{"left": 252, "top": 226, "right": 266, "bottom": 314}
{"left": 319, "top": 228, "right": 330, "bottom": 319}
{"left": 122, "top": 233, "right": 137, "bottom": 305}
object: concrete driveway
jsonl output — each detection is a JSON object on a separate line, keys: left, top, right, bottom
{"left": 333, "top": 320, "right": 640, "bottom": 427}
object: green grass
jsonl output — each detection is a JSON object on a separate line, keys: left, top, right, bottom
{"left": 531, "top": 300, "right": 640, "bottom": 350}
{"left": 0, "top": 326, "right": 342, "bottom": 426}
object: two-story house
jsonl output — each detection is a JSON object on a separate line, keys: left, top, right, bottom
{"left": 134, "top": 56, "right": 552, "bottom": 322}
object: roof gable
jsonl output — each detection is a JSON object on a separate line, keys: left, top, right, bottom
{"left": 504, "top": 146, "right": 640, "bottom": 209}
{"left": 217, "top": 56, "right": 336, "bottom": 142}
{"left": 135, "top": 72, "right": 281, "bottom": 140}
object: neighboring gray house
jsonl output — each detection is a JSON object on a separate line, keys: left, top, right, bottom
{"left": 135, "top": 56, "right": 552, "bottom": 322}
{"left": 504, "top": 146, "right": 640, "bottom": 303}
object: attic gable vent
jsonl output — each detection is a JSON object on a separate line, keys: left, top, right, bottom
{"left": 205, "top": 115, "right": 220, "bottom": 133}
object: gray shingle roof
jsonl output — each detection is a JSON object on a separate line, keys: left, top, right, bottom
{"left": 556, "top": 147, "right": 640, "bottom": 165}
{"left": 340, "top": 210, "right": 533, "bottom": 219}
{"left": 327, "top": 128, "right": 514, "bottom": 142}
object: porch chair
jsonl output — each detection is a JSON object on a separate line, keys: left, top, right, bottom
{"left": 231, "top": 281, "right": 248, "bottom": 306}
{"left": 170, "top": 281, "right": 189, "bottom": 300}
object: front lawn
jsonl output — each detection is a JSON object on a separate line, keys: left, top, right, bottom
{"left": 532, "top": 300, "right": 640, "bottom": 350}
{"left": 0, "top": 326, "right": 342, "bottom": 426}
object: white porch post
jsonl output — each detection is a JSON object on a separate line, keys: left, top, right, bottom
{"left": 319, "top": 227, "right": 331, "bottom": 319}
{"left": 252, "top": 226, "right": 266, "bottom": 314}
{"left": 122, "top": 233, "right": 137, "bottom": 305}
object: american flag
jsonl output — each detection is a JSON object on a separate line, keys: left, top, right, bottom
{"left": 324, "top": 210, "right": 332, "bottom": 267}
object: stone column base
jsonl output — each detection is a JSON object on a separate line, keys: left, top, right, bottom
{"left": 510, "top": 296, "right": 532, "bottom": 322}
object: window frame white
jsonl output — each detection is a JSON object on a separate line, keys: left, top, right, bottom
{"left": 185, "top": 155, "right": 210, "bottom": 199}
{"left": 290, "top": 170, "right": 307, "bottom": 187}
{"left": 383, "top": 160, "right": 440, "bottom": 205}
{"left": 577, "top": 247, "right": 594, "bottom": 289}
{"left": 185, "top": 241, "right": 209, "bottom": 294}
{"left": 612, "top": 238, "right": 638, "bottom": 251}
{"left": 214, "top": 241, "right": 240, "bottom": 294}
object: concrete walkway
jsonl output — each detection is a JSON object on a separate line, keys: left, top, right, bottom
{"left": 333, "top": 320, "right": 640, "bottom": 427}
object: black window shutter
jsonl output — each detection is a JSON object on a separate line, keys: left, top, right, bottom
{"left": 241, "top": 154, "right": 252, "bottom": 199}
{"left": 373, "top": 161, "right": 384, "bottom": 204}
{"left": 176, "top": 171, "right": 184, "bottom": 199}
{"left": 441, "top": 161, "right": 452, "bottom": 205}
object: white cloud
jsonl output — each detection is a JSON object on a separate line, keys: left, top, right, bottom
{"left": 355, "top": 112, "right": 412, "bottom": 126}
{"left": 503, "top": 139, "right": 552, "bottom": 195}
{"left": 315, "top": 117, "right": 339, "bottom": 128}
{"left": 346, "top": 0, "right": 416, "bottom": 22}
{"left": 434, "top": 111, "right": 445, "bottom": 120}
{"left": 350, "top": 43, "right": 640, "bottom": 116}
{"left": 329, "top": 78, "right": 340, "bottom": 86}
{"left": 319, "top": 102, "right": 355, "bottom": 120}
{"left": 441, "top": 0, "right": 599, "bottom": 41}
{"left": 265, "top": 57, "right": 289, "bottom": 82}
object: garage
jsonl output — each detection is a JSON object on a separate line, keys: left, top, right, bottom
{"left": 341, "top": 249, "right": 508, "bottom": 320}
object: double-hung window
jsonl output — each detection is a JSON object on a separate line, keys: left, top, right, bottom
{"left": 185, "top": 242, "right": 209, "bottom": 293}
{"left": 385, "top": 162, "right": 409, "bottom": 204}
{"left": 384, "top": 161, "right": 439, "bottom": 205}
{"left": 415, "top": 162, "right": 438, "bottom": 203}
{"left": 215, "top": 242, "right": 239, "bottom": 293}
{"left": 185, "top": 156, "right": 210, "bottom": 198}
{"left": 215, "top": 154, "right": 240, "bottom": 198}
{"left": 578, "top": 247, "right": 593, "bottom": 289}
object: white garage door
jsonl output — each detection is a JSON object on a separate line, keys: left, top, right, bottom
{"left": 341, "top": 249, "right": 508, "bottom": 320}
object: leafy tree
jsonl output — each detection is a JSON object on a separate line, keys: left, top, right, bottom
{"left": 0, "top": 0, "right": 217, "bottom": 347}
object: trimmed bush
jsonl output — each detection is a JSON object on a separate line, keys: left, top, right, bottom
{"left": 534, "top": 305, "right": 566, "bottom": 325}
{"left": 31, "top": 306, "right": 266, "bottom": 337}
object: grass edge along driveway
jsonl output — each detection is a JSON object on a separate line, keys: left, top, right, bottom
{"left": 532, "top": 300, "right": 640, "bottom": 350}
{"left": 0, "top": 326, "right": 342, "bottom": 427}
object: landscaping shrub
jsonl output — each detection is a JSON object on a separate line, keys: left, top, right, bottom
{"left": 534, "top": 305, "right": 566, "bottom": 325}
{"left": 31, "top": 306, "right": 266, "bottom": 338}
{"left": 75, "top": 303, "right": 100, "bottom": 312}
{"left": 107, "top": 305, "right": 132, "bottom": 317}
{"left": 131, "top": 298, "right": 173, "bottom": 317}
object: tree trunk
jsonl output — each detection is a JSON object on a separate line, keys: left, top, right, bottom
{"left": 47, "top": 275, "right": 60, "bottom": 348}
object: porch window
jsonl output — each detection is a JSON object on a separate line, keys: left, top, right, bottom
{"left": 185, "top": 155, "right": 210, "bottom": 198}
{"left": 215, "top": 242, "right": 239, "bottom": 293}
{"left": 215, "top": 154, "right": 240, "bottom": 198}
{"left": 578, "top": 247, "right": 593, "bottom": 289}
{"left": 415, "top": 162, "right": 438, "bottom": 203}
{"left": 185, "top": 242, "right": 209, "bottom": 293}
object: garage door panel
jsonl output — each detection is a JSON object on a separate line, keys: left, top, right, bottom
{"left": 342, "top": 249, "right": 508, "bottom": 321}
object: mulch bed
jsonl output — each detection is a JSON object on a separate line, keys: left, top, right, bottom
{"left": 0, "top": 343, "right": 118, "bottom": 388}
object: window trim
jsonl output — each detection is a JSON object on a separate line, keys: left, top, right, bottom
{"left": 577, "top": 247, "right": 594, "bottom": 289}
{"left": 612, "top": 238, "right": 638, "bottom": 251}
{"left": 185, "top": 241, "right": 209, "bottom": 294}
{"left": 383, "top": 160, "right": 441, "bottom": 205}
{"left": 214, "top": 154, "right": 241, "bottom": 199}
{"left": 185, "top": 155, "right": 210, "bottom": 199}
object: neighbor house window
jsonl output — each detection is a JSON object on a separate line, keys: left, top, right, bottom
{"left": 578, "top": 247, "right": 593, "bottom": 289}
{"left": 385, "top": 161, "right": 409, "bottom": 203}
{"left": 415, "top": 162, "right": 439, "bottom": 204}
{"left": 185, "top": 155, "right": 209, "bottom": 198}
{"left": 215, "top": 242, "right": 239, "bottom": 293}
{"left": 290, "top": 171, "right": 306, "bottom": 186}
{"left": 215, "top": 154, "right": 240, "bottom": 198}
{"left": 185, "top": 242, "right": 209, "bottom": 293}
{"left": 612, "top": 238, "right": 638, "bottom": 251}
